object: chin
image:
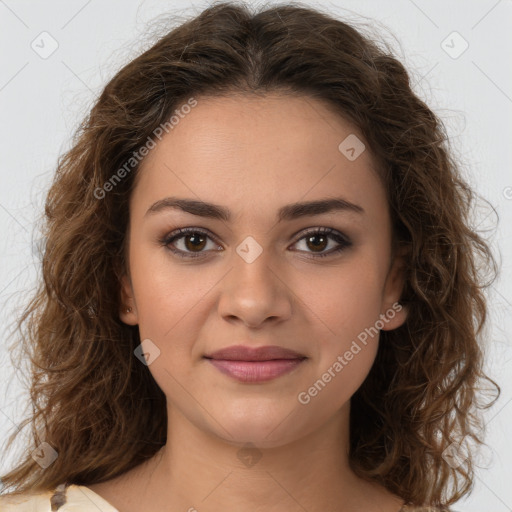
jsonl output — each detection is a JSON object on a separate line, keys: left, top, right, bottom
{"left": 215, "top": 425, "right": 302, "bottom": 450}
{"left": 205, "top": 402, "right": 313, "bottom": 449}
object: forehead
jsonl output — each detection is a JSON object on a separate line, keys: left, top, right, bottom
{"left": 131, "top": 93, "right": 387, "bottom": 224}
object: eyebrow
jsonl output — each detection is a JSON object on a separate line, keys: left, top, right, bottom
{"left": 145, "top": 196, "right": 364, "bottom": 222}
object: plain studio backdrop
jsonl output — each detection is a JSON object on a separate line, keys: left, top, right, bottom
{"left": 0, "top": 1, "right": 510, "bottom": 510}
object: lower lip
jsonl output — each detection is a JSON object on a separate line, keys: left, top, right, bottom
{"left": 206, "top": 358, "right": 305, "bottom": 383}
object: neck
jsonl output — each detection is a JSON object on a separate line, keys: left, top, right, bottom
{"left": 104, "top": 403, "right": 403, "bottom": 512}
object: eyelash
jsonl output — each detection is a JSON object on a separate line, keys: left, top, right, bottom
{"left": 160, "top": 227, "right": 352, "bottom": 259}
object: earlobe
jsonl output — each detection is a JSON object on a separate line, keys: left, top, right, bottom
{"left": 119, "top": 274, "right": 138, "bottom": 325}
{"left": 380, "top": 301, "right": 408, "bottom": 331}
{"left": 380, "top": 248, "right": 409, "bottom": 331}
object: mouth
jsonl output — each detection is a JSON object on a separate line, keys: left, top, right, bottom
{"left": 203, "top": 345, "right": 307, "bottom": 383}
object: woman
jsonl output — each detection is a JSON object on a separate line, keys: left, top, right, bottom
{"left": 0, "top": 2, "right": 499, "bottom": 511}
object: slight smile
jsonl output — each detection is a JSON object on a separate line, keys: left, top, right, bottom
{"left": 203, "top": 345, "right": 307, "bottom": 383}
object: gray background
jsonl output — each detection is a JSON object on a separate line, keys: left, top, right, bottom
{"left": 0, "top": 1, "right": 511, "bottom": 510}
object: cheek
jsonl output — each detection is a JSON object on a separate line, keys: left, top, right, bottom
{"left": 293, "top": 265, "right": 384, "bottom": 416}
{"left": 297, "top": 258, "right": 385, "bottom": 340}
{"left": 295, "top": 259, "right": 384, "bottom": 392}
{"left": 129, "top": 243, "right": 208, "bottom": 337}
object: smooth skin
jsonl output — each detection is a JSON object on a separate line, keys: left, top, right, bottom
{"left": 89, "top": 93, "right": 408, "bottom": 512}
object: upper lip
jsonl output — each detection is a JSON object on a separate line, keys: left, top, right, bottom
{"left": 204, "top": 345, "right": 306, "bottom": 361}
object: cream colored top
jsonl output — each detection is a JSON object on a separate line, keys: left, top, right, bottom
{"left": 0, "top": 484, "right": 453, "bottom": 511}
{"left": 0, "top": 484, "right": 119, "bottom": 511}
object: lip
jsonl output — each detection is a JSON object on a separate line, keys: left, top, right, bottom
{"left": 205, "top": 345, "right": 305, "bottom": 361}
{"left": 204, "top": 345, "right": 307, "bottom": 383}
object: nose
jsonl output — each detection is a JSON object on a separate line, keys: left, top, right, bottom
{"left": 217, "top": 239, "right": 293, "bottom": 329}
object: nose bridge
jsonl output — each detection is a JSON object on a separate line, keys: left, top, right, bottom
{"left": 217, "top": 233, "right": 292, "bottom": 327}
{"left": 231, "top": 233, "right": 279, "bottom": 294}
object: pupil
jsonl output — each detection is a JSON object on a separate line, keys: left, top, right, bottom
{"left": 308, "top": 235, "right": 327, "bottom": 251}
{"left": 186, "top": 233, "right": 206, "bottom": 251}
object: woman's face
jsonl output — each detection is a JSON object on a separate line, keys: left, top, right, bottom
{"left": 121, "top": 93, "right": 407, "bottom": 447}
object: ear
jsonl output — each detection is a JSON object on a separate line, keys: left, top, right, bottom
{"left": 380, "top": 245, "right": 409, "bottom": 331}
{"left": 119, "top": 273, "right": 138, "bottom": 325}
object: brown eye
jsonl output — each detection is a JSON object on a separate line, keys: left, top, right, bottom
{"left": 182, "top": 232, "right": 207, "bottom": 252}
{"left": 304, "top": 233, "right": 329, "bottom": 252}
{"left": 162, "top": 228, "right": 222, "bottom": 259}
{"left": 291, "top": 228, "right": 352, "bottom": 258}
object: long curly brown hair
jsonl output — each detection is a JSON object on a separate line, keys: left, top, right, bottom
{"left": 1, "top": 1, "right": 500, "bottom": 508}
